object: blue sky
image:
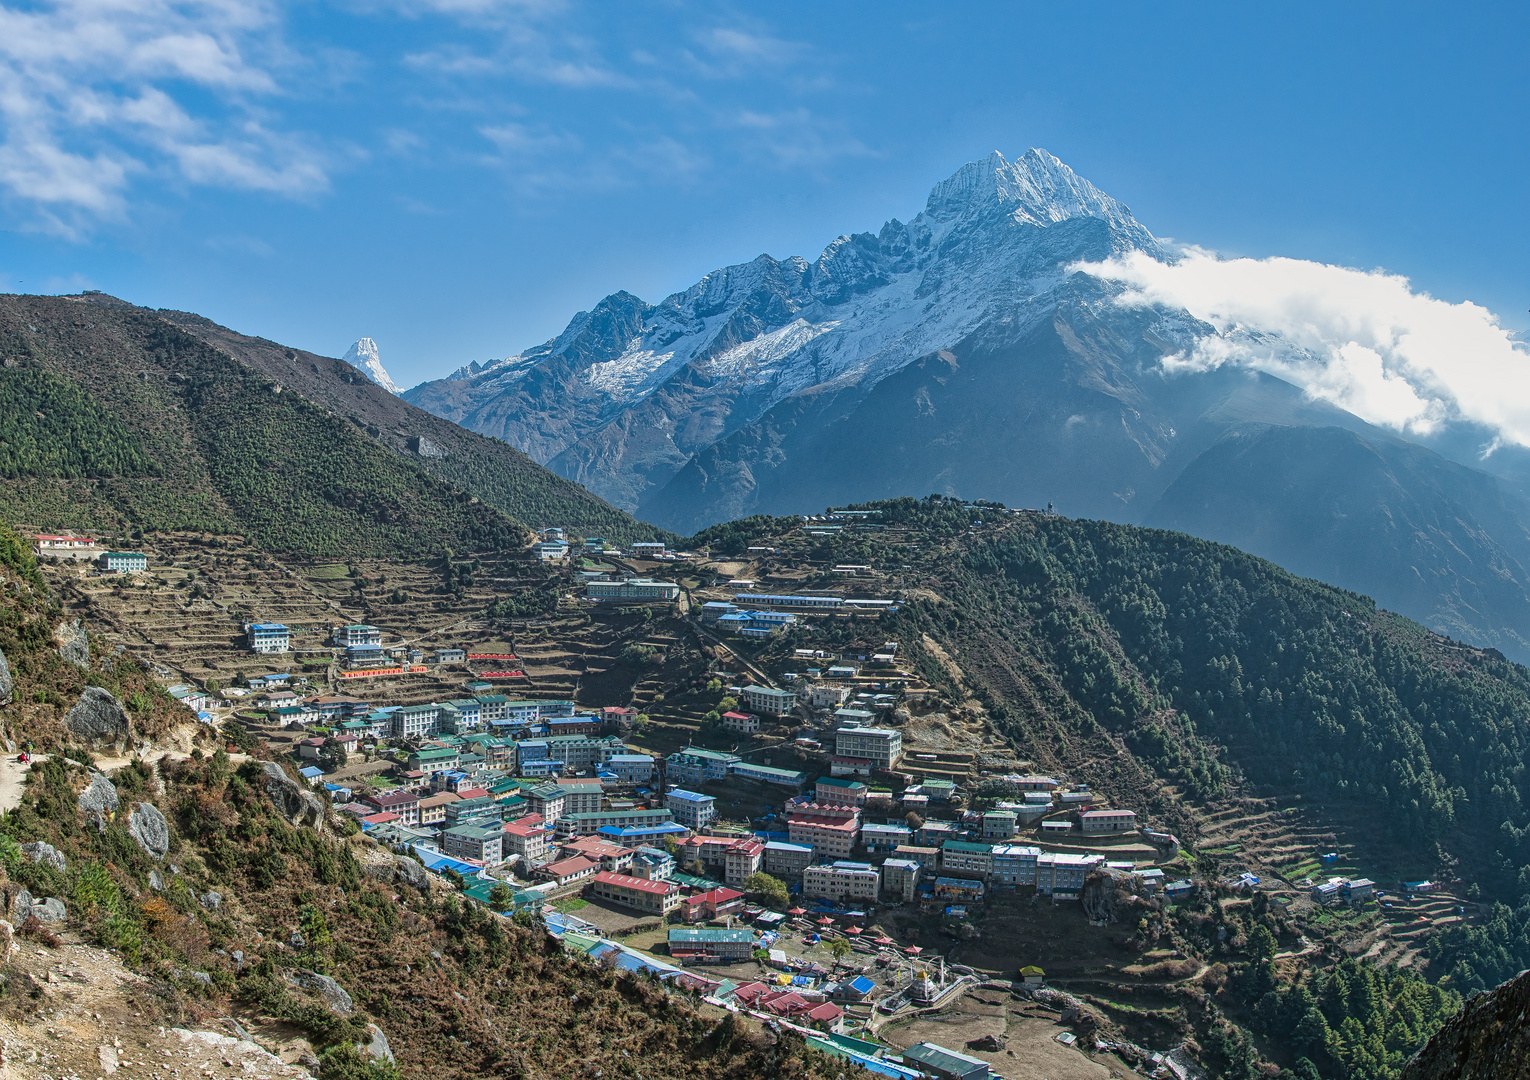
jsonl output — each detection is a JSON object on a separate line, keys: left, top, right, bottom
{"left": 0, "top": 1, "right": 1525, "bottom": 389}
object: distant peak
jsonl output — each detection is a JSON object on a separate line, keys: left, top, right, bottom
{"left": 923, "top": 147, "right": 1141, "bottom": 231}
{"left": 343, "top": 337, "right": 401, "bottom": 395}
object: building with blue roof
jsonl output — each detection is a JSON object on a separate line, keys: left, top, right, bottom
{"left": 665, "top": 789, "right": 716, "bottom": 830}
{"left": 246, "top": 622, "right": 290, "bottom": 653}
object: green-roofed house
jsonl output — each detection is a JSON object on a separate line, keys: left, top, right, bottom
{"left": 668, "top": 926, "right": 755, "bottom": 960}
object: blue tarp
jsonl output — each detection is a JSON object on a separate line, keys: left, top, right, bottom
{"left": 409, "top": 845, "right": 482, "bottom": 876}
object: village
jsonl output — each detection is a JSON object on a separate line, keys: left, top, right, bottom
{"left": 28, "top": 523, "right": 1464, "bottom": 1080}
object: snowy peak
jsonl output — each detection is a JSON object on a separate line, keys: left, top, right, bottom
{"left": 343, "top": 337, "right": 400, "bottom": 395}
{"left": 924, "top": 148, "right": 1142, "bottom": 232}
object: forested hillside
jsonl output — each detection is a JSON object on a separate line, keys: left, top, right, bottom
{"left": 727, "top": 497, "right": 1530, "bottom": 994}
{"left": 0, "top": 293, "right": 667, "bottom": 555}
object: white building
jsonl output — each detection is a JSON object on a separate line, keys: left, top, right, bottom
{"left": 743, "top": 685, "right": 798, "bottom": 716}
{"left": 666, "top": 789, "right": 716, "bottom": 830}
{"left": 834, "top": 727, "right": 902, "bottom": 770}
{"left": 247, "top": 623, "right": 290, "bottom": 654}
{"left": 803, "top": 861, "right": 880, "bottom": 904}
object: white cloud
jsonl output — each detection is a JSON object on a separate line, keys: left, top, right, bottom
{"left": 1075, "top": 248, "right": 1530, "bottom": 448}
{"left": 0, "top": 0, "right": 327, "bottom": 232}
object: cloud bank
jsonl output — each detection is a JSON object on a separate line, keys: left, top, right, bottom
{"left": 1074, "top": 249, "right": 1530, "bottom": 450}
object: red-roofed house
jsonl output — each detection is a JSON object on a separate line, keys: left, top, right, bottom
{"left": 537, "top": 855, "right": 600, "bottom": 888}
{"left": 361, "top": 811, "right": 400, "bottom": 828}
{"left": 560, "top": 836, "right": 634, "bottom": 873}
{"left": 585, "top": 870, "right": 683, "bottom": 916}
{"left": 503, "top": 814, "right": 551, "bottom": 866}
{"left": 682, "top": 887, "right": 745, "bottom": 923}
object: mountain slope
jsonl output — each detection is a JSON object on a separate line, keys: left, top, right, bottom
{"left": 0, "top": 293, "right": 664, "bottom": 553}
{"left": 406, "top": 150, "right": 1530, "bottom": 660}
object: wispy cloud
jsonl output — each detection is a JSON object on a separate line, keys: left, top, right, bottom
{"left": 0, "top": 0, "right": 328, "bottom": 234}
{"left": 1075, "top": 248, "right": 1530, "bottom": 449}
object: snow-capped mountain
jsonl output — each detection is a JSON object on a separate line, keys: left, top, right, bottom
{"left": 405, "top": 149, "right": 1530, "bottom": 661}
{"left": 344, "top": 337, "right": 400, "bottom": 395}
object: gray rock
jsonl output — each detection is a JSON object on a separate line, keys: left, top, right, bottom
{"left": 393, "top": 855, "right": 429, "bottom": 891}
{"left": 358, "top": 1024, "right": 393, "bottom": 1064}
{"left": 128, "top": 802, "right": 170, "bottom": 860}
{"left": 79, "top": 773, "right": 120, "bottom": 819}
{"left": 63, "top": 687, "right": 130, "bottom": 746}
{"left": 31, "top": 897, "right": 66, "bottom": 923}
{"left": 259, "top": 763, "right": 325, "bottom": 829}
{"left": 289, "top": 970, "right": 354, "bottom": 1016}
{"left": 0, "top": 646, "right": 11, "bottom": 706}
{"left": 10, "top": 889, "right": 33, "bottom": 923}
{"left": 149, "top": 869, "right": 165, "bottom": 891}
{"left": 230, "top": 949, "right": 244, "bottom": 972}
{"left": 200, "top": 891, "right": 221, "bottom": 911}
{"left": 21, "top": 841, "right": 66, "bottom": 874}
{"left": 189, "top": 970, "right": 212, "bottom": 987}
{"left": 55, "top": 619, "right": 90, "bottom": 669}
{"left": 288, "top": 929, "right": 306, "bottom": 949}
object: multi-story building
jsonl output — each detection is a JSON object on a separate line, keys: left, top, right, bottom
{"left": 721, "top": 711, "right": 761, "bottom": 734}
{"left": 246, "top": 623, "right": 290, "bottom": 654}
{"left": 786, "top": 800, "right": 862, "bottom": 860}
{"left": 391, "top": 703, "right": 442, "bottom": 740}
{"left": 538, "top": 854, "right": 600, "bottom": 888}
{"left": 445, "top": 796, "right": 505, "bottom": 829}
{"left": 892, "top": 844, "right": 940, "bottom": 870}
{"left": 880, "top": 858, "right": 922, "bottom": 902}
{"left": 586, "top": 871, "right": 683, "bottom": 916}
{"left": 560, "top": 836, "right": 635, "bottom": 873}
{"left": 941, "top": 840, "right": 994, "bottom": 879}
{"left": 365, "top": 791, "right": 420, "bottom": 825}
{"left": 417, "top": 791, "right": 460, "bottom": 828}
{"left": 990, "top": 844, "right": 1041, "bottom": 886}
{"left": 833, "top": 727, "right": 902, "bottom": 770}
{"left": 667, "top": 748, "right": 740, "bottom": 785}
{"left": 764, "top": 841, "right": 815, "bottom": 877}
{"left": 1080, "top": 809, "right": 1138, "bottom": 834}
{"left": 803, "top": 862, "right": 880, "bottom": 904}
{"left": 502, "top": 814, "right": 551, "bottom": 866}
{"left": 1035, "top": 852, "right": 1104, "bottom": 897}
{"left": 444, "top": 699, "right": 482, "bottom": 730}
{"left": 604, "top": 754, "right": 655, "bottom": 783}
{"left": 562, "top": 808, "right": 675, "bottom": 836}
{"left": 553, "top": 779, "right": 604, "bottom": 816}
{"left": 982, "top": 811, "right": 1018, "bottom": 840}
{"left": 724, "top": 838, "right": 764, "bottom": 887}
{"left": 628, "top": 846, "right": 675, "bottom": 880}
{"left": 631, "top": 541, "right": 666, "bottom": 558}
{"left": 916, "top": 821, "right": 958, "bottom": 847}
{"left": 815, "top": 778, "right": 868, "bottom": 806}
{"left": 442, "top": 823, "right": 503, "bottom": 865}
{"left": 517, "top": 735, "right": 623, "bottom": 773}
{"left": 666, "top": 789, "right": 717, "bottom": 830}
{"left": 525, "top": 784, "right": 567, "bottom": 823}
{"left": 332, "top": 624, "right": 382, "bottom": 648}
{"left": 408, "top": 747, "right": 461, "bottom": 776}
{"left": 743, "top": 685, "right": 798, "bottom": 716}
{"left": 585, "top": 578, "right": 681, "bottom": 601}
{"left": 668, "top": 927, "right": 754, "bottom": 961}
{"left": 859, "top": 823, "right": 912, "bottom": 853}
{"left": 476, "top": 695, "right": 510, "bottom": 724}
{"left": 728, "top": 762, "right": 807, "bottom": 790}
{"left": 100, "top": 551, "right": 147, "bottom": 573}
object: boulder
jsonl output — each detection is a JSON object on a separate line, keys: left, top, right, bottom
{"left": 55, "top": 619, "right": 90, "bottom": 669}
{"left": 393, "top": 855, "right": 429, "bottom": 891}
{"left": 358, "top": 1024, "right": 393, "bottom": 1065}
{"left": 31, "top": 897, "right": 66, "bottom": 923}
{"left": 149, "top": 869, "right": 165, "bottom": 891}
{"left": 128, "top": 802, "right": 171, "bottom": 860}
{"left": 289, "top": 970, "right": 354, "bottom": 1016}
{"left": 77, "top": 774, "right": 119, "bottom": 813}
{"left": 64, "top": 687, "right": 130, "bottom": 746}
{"left": 259, "top": 763, "right": 325, "bottom": 829}
{"left": 9, "top": 889, "right": 32, "bottom": 924}
{"left": 200, "top": 891, "right": 222, "bottom": 911}
{"left": 0, "top": 646, "right": 11, "bottom": 706}
{"left": 22, "top": 841, "right": 66, "bottom": 874}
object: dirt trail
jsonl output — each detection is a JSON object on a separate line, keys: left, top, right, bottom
{"left": 0, "top": 936, "right": 317, "bottom": 1080}
{"left": 0, "top": 748, "right": 251, "bottom": 814}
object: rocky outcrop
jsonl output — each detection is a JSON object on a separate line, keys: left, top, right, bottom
{"left": 55, "top": 619, "right": 90, "bottom": 669}
{"left": 1400, "top": 968, "right": 1530, "bottom": 1080}
{"left": 259, "top": 763, "right": 325, "bottom": 829}
{"left": 12, "top": 889, "right": 66, "bottom": 924}
{"left": 0, "top": 646, "right": 12, "bottom": 706}
{"left": 63, "top": 687, "right": 130, "bottom": 746}
{"left": 128, "top": 802, "right": 170, "bottom": 860}
{"left": 289, "top": 970, "right": 354, "bottom": 1016}
{"left": 21, "top": 841, "right": 66, "bottom": 874}
{"left": 79, "top": 773, "right": 120, "bottom": 829}
{"left": 358, "top": 1024, "right": 393, "bottom": 1064}
{"left": 1082, "top": 867, "right": 1145, "bottom": 924}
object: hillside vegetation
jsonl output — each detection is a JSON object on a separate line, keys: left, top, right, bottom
{"left": 0, "top": 293, "right": 668, "bottom": 556}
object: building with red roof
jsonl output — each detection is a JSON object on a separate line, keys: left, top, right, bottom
{"left": 585, "top": 870, "right": 683, "bottom": 916}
